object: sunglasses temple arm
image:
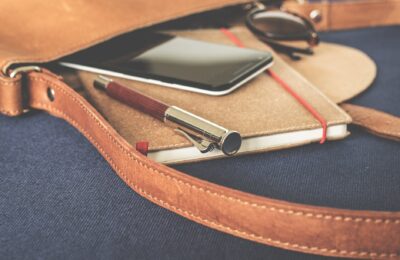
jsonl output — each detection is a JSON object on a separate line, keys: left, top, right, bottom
{"left": 258, "top": 37, "right": 313, "bottom": 60}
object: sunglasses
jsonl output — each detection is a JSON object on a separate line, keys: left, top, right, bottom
{"left": 245, "top": 2, "right": 320, "bottom": 60}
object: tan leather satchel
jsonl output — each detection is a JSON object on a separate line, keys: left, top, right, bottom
{"left": 282, "top": 0, "right": 400, "bottom": 31}
{"left": 0, "top": 1, "right": 399, "bottom": 259}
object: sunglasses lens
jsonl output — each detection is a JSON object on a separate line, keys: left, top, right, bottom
{"left": 251, "top": 10, "right": 310, "bottom": 37}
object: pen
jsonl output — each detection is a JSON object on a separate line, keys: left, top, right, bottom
{"left": 93, "top": 76, "right": 242, "bottom": 155}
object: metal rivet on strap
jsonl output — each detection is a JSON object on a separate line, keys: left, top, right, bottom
{"left": 309, "top": 9, "right": 322, "bottom": 23}
{"left": 47, "top": 87, "right": 55, "bottom": 102}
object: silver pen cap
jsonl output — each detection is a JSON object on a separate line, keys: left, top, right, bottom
{"left": 165, "top": 106, "right": 242, "bottom": 156}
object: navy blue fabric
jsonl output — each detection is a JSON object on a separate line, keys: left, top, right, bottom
{"left": 1, "top": 26, "right": 399, "bottom": 259}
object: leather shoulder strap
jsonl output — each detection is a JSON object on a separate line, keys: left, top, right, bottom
{"left": 341, "top": 103, "right": 400, "bottom": 141}
{"left": 0, "top": 75, "right": 24, "bottom": 116}
{"left": 1, "top": 72, "right": 399, "bottom": 259}
{"left": 282, "top": 0, "right": 400, "bottom": 31}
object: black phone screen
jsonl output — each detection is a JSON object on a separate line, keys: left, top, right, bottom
{"left": 61, "top": 31, "right": 273, "bottom": 93}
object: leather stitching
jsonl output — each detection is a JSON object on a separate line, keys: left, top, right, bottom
{"left": 30, "top": 101, "right": 399, "bottom": 259}
{"left": 30, "top": 76, "right": 400, "bottom": 224}
{"left": 0, "top": 78, "right": 22, "bottom": 115}
{"left": 0, "top": 109, "right": 22, "bottom": 116}
{"left": 29, "top": 76, "right": 400, "bottom": 258}
{"left": 0, "top": 81, "right": 19, "bottom": 86}
{"left": 131, "top": 187, "right": 398, "bottom": 259}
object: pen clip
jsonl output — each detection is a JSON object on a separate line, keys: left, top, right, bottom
{"left": 175, "top": 128, "right": 215, "bottom": 153}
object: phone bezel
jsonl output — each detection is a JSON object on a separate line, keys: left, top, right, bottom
{"left": 59, "top": 32, "right": 274, "bottom": 95}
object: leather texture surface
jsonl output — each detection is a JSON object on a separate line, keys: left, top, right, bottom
{"left": 341, "top": 103, "right": 400, "bottom": 142}
{"left": 1, "top": 26, "right": 400, "bottom": 260}
{"left": 4, "top": 66, "right": 394, "bottom": 259}
{"left": 0, "top": 0, "right": 399, "bottom": 258}
{"left": 78, "top": 27, "right": 350, "bottom": 154}
{"left": 0, "top": 0, "right": 247, "bottom": 116}
{"left": 282, "top": 0, "right": 400, "bottom": 31}
{"left": 0, "top": 75, "right": 23, "bottom": 116}
{"left": 0, "top": 0, "right": 246, "bottom": 73}
{"left": 0, "top": 0, "right": 378, "bottom": 118}
{"left": 281, "top": 42, "right": 376, "bottom": 103}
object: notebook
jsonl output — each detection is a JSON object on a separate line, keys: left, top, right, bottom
{"left": 78, "top": 27, "right": 351, "bottom": 164}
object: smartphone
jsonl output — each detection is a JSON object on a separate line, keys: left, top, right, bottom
{"left": 60, "top": 31, "right": 273, "bottom": 95}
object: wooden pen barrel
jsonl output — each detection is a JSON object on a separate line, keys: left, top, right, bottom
{"left": 106, "top": 81, "right": 169, "bottom": 121}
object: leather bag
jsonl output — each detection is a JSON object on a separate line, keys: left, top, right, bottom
{"left": 0, "top": 1, "right": 399, "bottom": 258}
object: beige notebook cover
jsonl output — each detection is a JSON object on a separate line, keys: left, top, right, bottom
{"left": 78, "top": 27, "right": 352, "bottom": 164}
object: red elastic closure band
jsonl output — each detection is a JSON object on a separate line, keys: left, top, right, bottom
{"left": 220, "top": 28, "right": 327, "bottom": 143}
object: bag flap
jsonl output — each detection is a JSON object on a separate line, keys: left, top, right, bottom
{"left": 0, "top": 0, "right": 247, "bottom": 74}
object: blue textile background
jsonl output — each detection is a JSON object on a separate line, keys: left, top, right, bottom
{"left": 1, "top": 26, "right": 399, "bottom": 259}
